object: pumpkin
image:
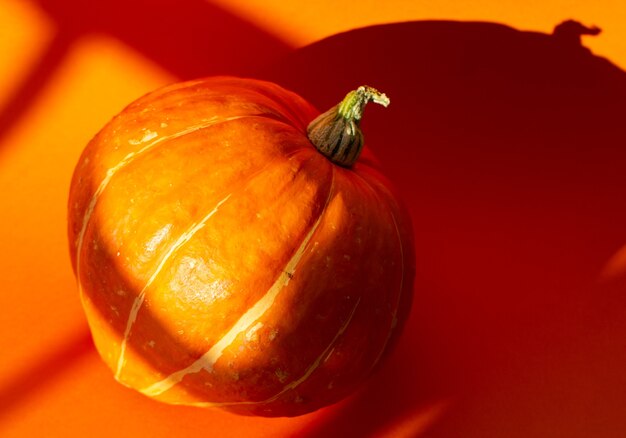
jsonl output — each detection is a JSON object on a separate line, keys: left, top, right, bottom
{"left": 68, "top": 76, "right": 415, "bottom": 417}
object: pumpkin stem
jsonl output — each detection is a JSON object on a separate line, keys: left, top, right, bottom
{"left": 307, "top": 86, "right": 389, "bottom": 167}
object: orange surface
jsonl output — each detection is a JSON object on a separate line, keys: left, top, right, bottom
{"left": 1, "top": 0, "right": 626, "bottom": 437}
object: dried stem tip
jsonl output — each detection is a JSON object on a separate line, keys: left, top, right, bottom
{"left": 307, "top": 86, "right": 389, "bottom": 167}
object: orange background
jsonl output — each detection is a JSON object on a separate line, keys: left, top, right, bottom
{"left": 2, "top": 0, "right": 626, "bottom": 437}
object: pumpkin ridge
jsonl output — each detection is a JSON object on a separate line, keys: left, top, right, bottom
{"left": 114, "top": 193, "right": 233, "bottom": 379}
{"left": 113, "top": 146, "right": 314, "bottom": 381}
{"left": 250, "top": 295, "right": 361, "bottom": 406}
{"left": 123, "top": 78, "right": 313, "bottom": 131}
{"left": 249, "top": 84, "right": 317, "bottom": 132}
{"left": 122, "top": 78, "right": 208, "bottom": 111}
{"left": 368, "top": 199, "right": 405, "bottom": 371}
{"left": 74, "top": 114, "right": 256, "bottom": 285}
{"left": 75, "top": 113, "right": 307, "bottom": 307}
{"left": 114, "top": 124, "right": 313, "bottom": 279}
{"left": 139, "top": 166, "right": 335, "bottom": 398}
{"left": 179, "top": 295, "right": 361, "bottom": 408}
{"left": 351, "top": 170, "right": 407, "bottom": 372}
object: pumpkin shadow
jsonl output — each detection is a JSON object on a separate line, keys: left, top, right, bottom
{"left": 0, "top": 0, "right": 290, "bottom": 148}
{"left": 262, "top": 21, "right": 626, "bottom": 437}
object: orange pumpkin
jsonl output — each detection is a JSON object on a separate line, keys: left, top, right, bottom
{"left": 68, "top": 76, "right": 414, "bottom": 417}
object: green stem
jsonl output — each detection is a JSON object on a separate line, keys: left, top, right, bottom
{"left": 307, "top": 86, "right": 389, "bottom": 167}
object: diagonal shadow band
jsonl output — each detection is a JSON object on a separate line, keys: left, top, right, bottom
{"left": 0, "top": 0, "right": 292, "bottom": 152}
{"left": 32, "top": 0, "right": 292, "bottom": 80}
{"left": 0, "top": 31, "right": 74, "bottom": 148}
{"left": 0, "top": 331, "right": 94, "bottom": 422}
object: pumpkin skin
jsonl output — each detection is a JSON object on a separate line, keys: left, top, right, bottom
{"left": 68, "top": 76, "right": 415, "bottom": 417}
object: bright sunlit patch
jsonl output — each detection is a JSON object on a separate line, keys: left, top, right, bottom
{"left": 129, "top": 129, "right": 159, "bottom": 145}
{"left": 0, "top": 30, "right": 174, "bottom": 381}
{"left": 115, "top": 193, "right": 232, "bottom": 378}
{"left": 0, "top": 32, "right": 174, "bottom": 165}
{"left": 373, "top": 399, "right": 451, "bottom": 438}
{"left": 145, "top": 224, "right": 173, "bottom": 254}
{"left": 600, "top": 244, "right": 626, "bottom": 281}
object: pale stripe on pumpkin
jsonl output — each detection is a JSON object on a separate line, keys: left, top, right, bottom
{"left": 73, "top": 115, "right": 255, "bottom": 367}
{"left": 140, "top": 210, "right": 325, "bottom": 397}
{"left": 115, "top": 193, "right": 232, "bottom": 378}
{"left": 140, "top": 169, "right": 335, "bottom": 398}
{"left": 75, "top": 115, "right": 251, "bottom": 284}
{"left": 172, "top": 297, "right": 361, "bottom": 408}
